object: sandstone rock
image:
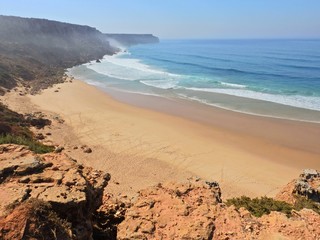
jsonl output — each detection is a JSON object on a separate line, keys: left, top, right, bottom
{"left": 117, "top": 179, "right": 221, "bottom": 240}
{"left": 0, "top": 199, "right": 73, "bottom": 240}
{"left": 277, "top": 169, "right": 320, "bottom": 204}
{"left": 213, "top": 205, "right": 320, "bottom": 240}
{"left": 0, "top": 144, "right": 110, "bottom": 240}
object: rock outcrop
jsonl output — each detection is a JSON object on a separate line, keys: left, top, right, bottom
{"left": 294, "top": 169, "right": 320, "bottom": 202}
{"left": 117, "top": 179, "right": 222, "bottom": 239}
{"left": 213, "top": 205, "right": 320, "bottom": 240}
{"left": 0, "top": 144, "right": 110, "bottom": 240}
{"left": 276, "top": 169, "right": 320, "bottom": 204}
{"left": 117, "top": 176, "right": 320, "bottom": 240}
{"left": 1, "top": 144, "right": 319, "bottom": 240}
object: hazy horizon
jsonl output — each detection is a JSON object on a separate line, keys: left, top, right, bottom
{"left": 1, "top": 0, "right": 320, "bottom": 39}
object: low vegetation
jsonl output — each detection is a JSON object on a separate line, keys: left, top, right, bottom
{"left": 226, "top": 195, "right": 320, "bottom": 217}
{"left": 0, "top": 134, "right": 54, "bottom": 154}
{"left": 0, "top": 103, "right": 53, "bottom": 153}
{"left": 4, "top": 199, "right": 72, "bottom": 240}
{"left": 293, "top": 196, "right": 320, "bottom": 215}
{"left": 226, "top": 196, "right": 293, "bottom": 217}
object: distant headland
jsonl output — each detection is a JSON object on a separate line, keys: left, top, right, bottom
{"left": 0, "top": 15, "right": 159, "bottom": 94}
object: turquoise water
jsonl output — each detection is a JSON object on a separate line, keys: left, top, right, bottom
{"left": 69, "top": 39, "right": 320, "bottom": 121}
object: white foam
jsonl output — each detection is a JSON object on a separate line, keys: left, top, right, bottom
{"left": 220, "top": 81, "right": 246, "bottom": 88}
{"left": 140, "top": 79, "right": 179, "bottom": 89}
{"left": 178, "top": 94, "right": 320, "bottom": 123}
{"left": 184, "top": 87, "right": 320, "bottom": 111}
{"left": 87, "top": 51, "right": 180, "bottom": 81}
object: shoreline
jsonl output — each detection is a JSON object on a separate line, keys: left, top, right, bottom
{"left": 2, "top": 78, "right": 320, "bottom": 198}
{"left": 69, "top": 48, "right": 320, "bottom": 124}
{"left": 96, "top": 85, "right": 320, "bottom": 156}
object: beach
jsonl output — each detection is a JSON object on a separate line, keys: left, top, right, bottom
{"left": 2, "top": 79, "right": 320, "bottom": 199}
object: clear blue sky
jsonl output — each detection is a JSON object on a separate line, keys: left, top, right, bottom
{"left": 1, "top": 0, "right": 319, "bottom": 39}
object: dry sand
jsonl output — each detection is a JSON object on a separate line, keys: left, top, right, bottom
{"left": 2, "top": 79, "right": 320, "bottom": 199}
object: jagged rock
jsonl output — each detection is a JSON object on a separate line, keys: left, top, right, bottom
{"left": 0, "top": 199, "right": 73, "bottom": 240}
{"left": 117, "top": 175, "right": 320, "bottom": 240}
{"left": 117, "top": 179, "right": 221, "bottom": 240}
{"left": 276, "top": 169, "right": 320, "bottom": 204}
{"left": 302, "top": 169, "right": 319, "bottom": 179}
{"left": 0, "top": 144, "right": 110, "bottom": 240}
{"left": 294, "top": 169, "right": 320, "bottom": 202}
{"left": 93, "top": 193, "right": 130, "bottom": 239}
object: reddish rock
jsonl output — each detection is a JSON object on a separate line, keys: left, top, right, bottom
{"left": 117, "top": 179, "right": 221, "bottom": 240}
{"left": 0, "top": 144, "right": 110, "bottom": 240}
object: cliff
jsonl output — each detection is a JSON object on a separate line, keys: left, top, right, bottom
{"left": 0, "top": 145, "right": 319, "bottom": 240}
{"left": 0, "top": 144, "right": 112, "bottom": 239}
{"left": 0, "top": 16, "right": 159, "bottom": 94}
{"left": 0, "top": 15, "right": 116, "bottom": 93}
{"left": 116, "top": 176, "right": 320, "bottom": 240}
{"left": 105, "top": 34, "right": 159, "bottom": 47}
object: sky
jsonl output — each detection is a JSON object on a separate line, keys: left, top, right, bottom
{"left": 0, "top": 0, "right": 319, "bottom": 39}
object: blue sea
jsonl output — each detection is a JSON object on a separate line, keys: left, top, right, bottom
{"left": 69, "top": 39, "right": 320, "bottom": 122}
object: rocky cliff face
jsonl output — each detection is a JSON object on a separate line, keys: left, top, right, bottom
{"left": 105, "top": 34, "right": 159, "bottom": 47}
{"left": 0, "top": 15, "right": 116, "bottom": 93}
{"left": 0, "top": 15, "right": 115, "bottom": 63}
{"left": 116, "top": 177, "right": 320, "bottom": 240}
{"left": 0, "top": 144, "right": 111, "bottom": 240}
{"left": 0, "top": 16, "right": 159, "bottom": 94}
{"left": 0, "top": 144, "right": 319, "bottom": 239}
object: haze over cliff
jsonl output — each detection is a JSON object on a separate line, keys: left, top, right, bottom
{"left": 105, "top": 34, "right": 159, "bottom": 47}
{"left": 0, "top": 15, "right": 159, "bottom": 94}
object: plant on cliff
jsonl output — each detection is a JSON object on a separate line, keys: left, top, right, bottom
{"left": 293, "top": 196, "right": 320, "bottom": 215}
{"left": 226, "top": 195, "right": 320, "bottom": 217}
{"left": 0, "top": 134, "right": 54, "bottom": 153}
{"left": 2, "top": 199, "right": 72, "bottom": 240}
{"left": 0, "top": 103, "right": 54, "bottom": 153}
{"left": 226, "top": 196, "right": 293, "bottom": 217}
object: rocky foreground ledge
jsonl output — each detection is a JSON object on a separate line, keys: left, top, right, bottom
{"left": 117, "top": 176, "right": 320, "bottom": 240}
{"left": 0, "top": 144, "right": 319, "bottom": 240}
{"left": 0, "top": 144, "right": 111, "bottom": 239}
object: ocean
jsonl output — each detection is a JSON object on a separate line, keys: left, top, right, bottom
{"left": 68, "top": 39, "right": 320, "bottom": 122}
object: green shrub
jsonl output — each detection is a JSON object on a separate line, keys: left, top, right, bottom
{"left": 226, "top": 196, "right": 293, "bottom": 217}
{"left": 0, "top": 134, "right": 54, "bottom": 154}
{"left": 293, "top": 196, "right": 320, "bottom": 215}
{"left": 226, "top": 195, "right": 320, "bottom": 218}
{"left": 0, "top": 103, "right": 54, "bottom": 154}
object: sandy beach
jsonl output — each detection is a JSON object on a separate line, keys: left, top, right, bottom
{"left": 2, "top": 79, "right": 320, "bottom": 199}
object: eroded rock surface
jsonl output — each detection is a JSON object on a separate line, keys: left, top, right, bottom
{"left": 117, "top": 178, "right": 222, "bottom": 240}
{"left": 117, "top": 177, "right": 320, "bottom": 240}
{"left": 276, "top": 169, "right": 320, "bottom": 204}
{"left": 1, "top": 145, "right": 319, "bottom": 240}
{"left": 0, "top": 144, "right": 110, "bottom": 240}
